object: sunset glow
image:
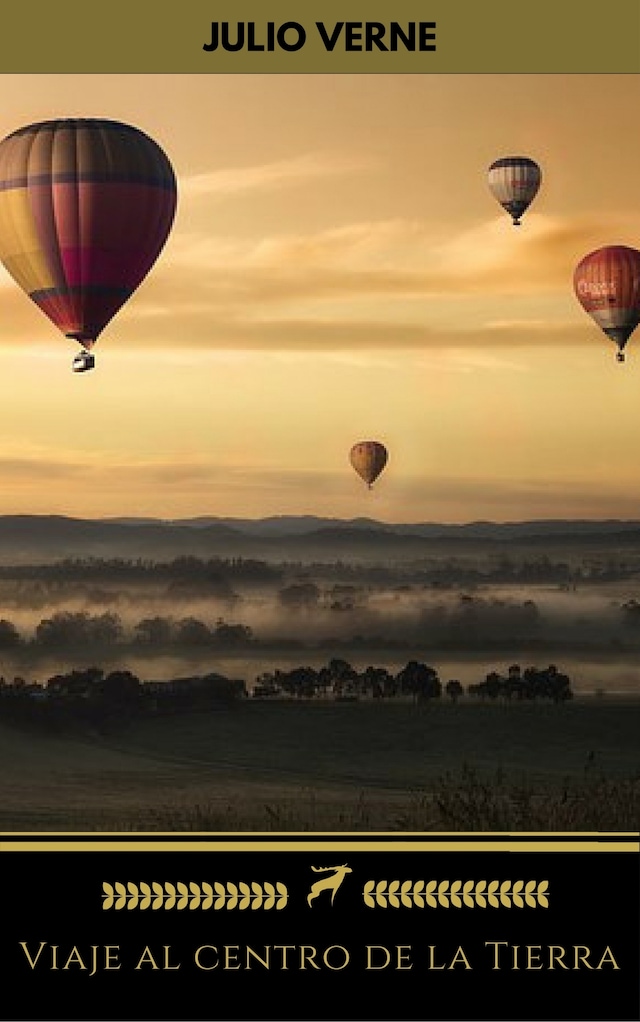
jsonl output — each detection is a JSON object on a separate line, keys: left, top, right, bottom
{"left": 0, "top": 73, "right": 639, "bottom": 521}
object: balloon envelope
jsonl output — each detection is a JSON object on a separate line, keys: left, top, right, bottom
{"left": 487, "top": 156, "right": 541, "bottom": 226}
{"left": 350, "top": 441, "right": 388, "bottom": 488}
{"left": 573, "top": 245, "right": 640, "bottom": 361}
{"left": 0, "top": 118, "right": 177, "bottom": 351}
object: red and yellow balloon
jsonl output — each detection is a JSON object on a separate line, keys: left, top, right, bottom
{"left": 573, "top": 245, "right": 640, "bottom": 362}
{"left": 0, "top": 118, "right": 177, "bottom": 370}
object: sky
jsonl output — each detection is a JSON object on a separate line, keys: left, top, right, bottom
{"left": 0, "top": 73, "right": 639, "bottom": 523}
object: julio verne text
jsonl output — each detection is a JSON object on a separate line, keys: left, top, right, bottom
{"left": 203, "top": 21, "right": 437, "bottom": 53}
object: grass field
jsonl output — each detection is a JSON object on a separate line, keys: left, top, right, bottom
{"left": 1, "top": 697, "right": 639, "bottom": 831}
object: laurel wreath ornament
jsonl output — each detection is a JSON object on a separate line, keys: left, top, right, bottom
{"left": 102, "top": 881, "right": 288, "bottom": 911}
{"left": 362, "top": 879, "right": 549, "bottom": 909}
{"left": 102, "top": 878, "right": 547, "bottom": 912}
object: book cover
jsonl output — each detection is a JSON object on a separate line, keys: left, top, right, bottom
{"left": 0, "top": 3, "right": 638, "bottom": 1020}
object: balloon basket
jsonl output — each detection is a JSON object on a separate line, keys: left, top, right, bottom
{"left": 72, "top": 351, "right": 95, "bottom": 373}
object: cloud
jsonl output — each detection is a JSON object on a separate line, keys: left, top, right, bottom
{"left": 0, "top": 208, "right": 636, "bottom": 354}
{"left": 2, "top": 448, "right": 639, "bottom": 522}
{"left": 0, "top": 452, "right": 218, "bottom": 487}
{"left": 165, "top": 219, "right": 435, "bottom": 280}
{"left": 112, "top": 302, "right": 590, "bottom": 352}
{"left": 126, "top": 208, "right": 639, "bottom": 352}
{"left": 156, "top": 211, "right": 640, "bottom": 326}
{"left": 0, "top": 268, "right": 592, "bottom": 354}
{"left": 180, "top": 152, "right": 367, "bottom": 198}
{"left": 384, "top": 473, "right": 640, "bottom": 521}
{"left": 168, "top": 209, "right": 640, "bottom": 285}
{"left": 0, "top": 457, "right": 89, "bottom": 481}
{"left": 433, "top": 212, "right": 640, "bottom": 294}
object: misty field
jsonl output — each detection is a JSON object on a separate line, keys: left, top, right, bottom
{"left": 2, "top": 533, "right": 640, "bottom": 832}
{"left": 1, "top": 696, "right": 639, "bottom": 832}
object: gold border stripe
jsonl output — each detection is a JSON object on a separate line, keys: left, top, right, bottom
{"left": 1, "top": 838, "right": 638, "bottom": 853}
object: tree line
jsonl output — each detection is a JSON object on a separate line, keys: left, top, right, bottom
{"left": 0, "top": 611, "right": 254, "bottom": 650}
{"left": 253, "top": 659, "right": 573, "bottom": 703}
{"left": 0, "top": 665, "right": 245, "bottom": 732}
{"left": 0, "top": 597, "right": 637, "bottom": 654}
{"left": 0, "top": 657, "right": 574, "bottom": 736}
{"left": 0, "top": 551, "right": 633, "bottom": 590}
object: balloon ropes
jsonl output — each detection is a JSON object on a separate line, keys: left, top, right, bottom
{"left": 0, "top": 118, "right": 177, "bottom": 371}
{"left": 574, "top": 245, "right": 640, "bottom": 363}
{"left": 487, "top": 156, "right": 541, "bottom": 226}
{"left": 350, "top": 441, "right": 388, "bottom": 489}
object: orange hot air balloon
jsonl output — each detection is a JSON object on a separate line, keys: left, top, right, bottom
{"left": 487, "top": 156, "right": 541, "bottom": 226}
{"left": 573, "top": 245, "right": 640, "bottom": 363}
{"left": 350, "top": 441, "right": 388, "bottom": 489}
{"left": 0, "top": 118, "right": 177, "bottom": 372}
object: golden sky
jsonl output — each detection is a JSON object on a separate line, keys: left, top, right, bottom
{"left": 0, "top": 73, "right": 639, "bottom": 522}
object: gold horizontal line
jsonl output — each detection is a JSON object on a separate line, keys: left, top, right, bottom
{"left": 1, "top": 838, "right": 638, "bottom": 853}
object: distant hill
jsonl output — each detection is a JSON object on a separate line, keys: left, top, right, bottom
{"left": 104, "top": 515, "right": 390, "bottom": 535}
{"left": 1, "top": 514, "right": 640, "bottom": 564}
{"left": 102, "top": 515, "right": 640, "bottom": 539}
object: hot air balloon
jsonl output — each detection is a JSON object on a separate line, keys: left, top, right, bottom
{"left": 350, "top": 441, "right": 388, "bottom": 489}
{"left": 573, "top": 245, "right": 640, "bottom": 363}
{"left": 487, "top": 156, "right": 541, "bottom": 226}
{"left": 0, "top": 118, "right": 177, "bottom": 371}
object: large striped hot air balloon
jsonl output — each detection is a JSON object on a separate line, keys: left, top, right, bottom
{"left": 0, "top": 118, "right": 177, "bottom": 371}
{"left": 487, "top": 156, "right": 541, "bottom": 226}
{"left": 350, "top": 441, "right": 388, "bottom": 489}
{"left": 573, "top": 245, "right": 640, "bottom": 363}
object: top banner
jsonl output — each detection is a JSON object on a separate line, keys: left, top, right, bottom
{"left": 1, "top": 0, "right": 639, "bottom": 72}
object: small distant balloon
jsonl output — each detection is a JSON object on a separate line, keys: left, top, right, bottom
{"left": 487, "top": 156, "right": 541, "bottom": 226}
{"left": 0, "top": 117, "right": 177, "bottom": 371}
{"left": 350, "top": 441, "right": 388, "bottom": 489}
{"left": 573, "top": 245, "right": 640, "bottom": 363}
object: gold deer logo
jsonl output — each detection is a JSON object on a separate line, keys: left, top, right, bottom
{"left": 307, "top": 864, "right": 353, "bottom": 907}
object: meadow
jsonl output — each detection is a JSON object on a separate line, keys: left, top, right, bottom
{"left": 1, "top": 695, "right": 638, "bottom": 832}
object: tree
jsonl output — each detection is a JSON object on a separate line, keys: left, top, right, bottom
{"left": 36, "top": 611, "right": 92, "bottom": 647}
{"left": 253, "top": 672, "right": 282, "bottom": 698}
{"left": 505, "top": 664, "right": 524, "bottom": 700}
{"left": 277, "top": 583, "right": 320, "bottom": 611}
{"left": 396, "top": 661, "right": 441, "bottom": 702}
{"left": 174, "top": 617, "right": 213, "bottom": 646}
{"left": 34, "top": 611, "right": 122, "bottom": 647}
{"left": 213, "top": 620, "right": 253, "bottom": 646}
{"left": 621, "top": 599, "right": 640, "bottom": 627}
{"left": 134, "top": 616, "right": 173, "bottom": 646}
{"left": 482, "top": 671, "right": 504, "bottom": 699}
{"left": 100, "top": 670, "right": 141, "bottom": 705}
{"left": 90, "top": 612, "right": 123, "bottom": 645}
{"left": 46, "top": 666, "right": 104, "bottom": 697}
{"left": 521, "top": 664, "right": 574, "bottom": 701}
{"left": 361, "top": 666, "right": 396, "bottom": 699}
{"left": 0, "top": 618, "right": 21, "bottom": 648}
{"left": 445, "top": 679, "right": 463, "bottom": 703}
{"left": 278, "top": 666, "right": 319, "bottom": 699}
{"left": 328, "top": 584, "right": 360, "bottom": 612}
{"left": 323, "top": 658, "right": 358, "bottom": 698}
